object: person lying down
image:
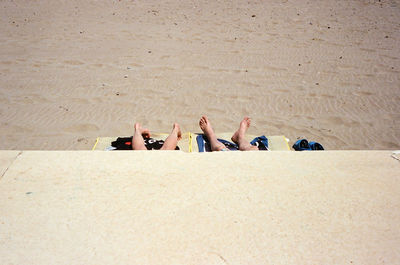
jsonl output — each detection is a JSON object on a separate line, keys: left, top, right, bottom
{"left": 199, "top": 116, "right": 259, "bottom": 151}
{"left": 132, "top": 122, "right": 182, "bottom": 150}
{"left": 131, "top": 116, "right": 262, "bottom": 151}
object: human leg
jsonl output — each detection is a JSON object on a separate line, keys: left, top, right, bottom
{"left": 199, "top": 116, "right": 227, "bottom": 151}
{"left": 231, "top": 117, "right": 258, "bottom": 151}
{"left": 160, "top": 123, "right": 182, "bottom": 150}
{"left": 132, "top": 123, "right": 149, "bottom": 150}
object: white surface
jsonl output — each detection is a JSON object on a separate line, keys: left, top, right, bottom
{"left": 0, "top": 151, "right": 22, "bottom": 180}
{"left": 0, "top": 151, "right": 399, "bottom": 264}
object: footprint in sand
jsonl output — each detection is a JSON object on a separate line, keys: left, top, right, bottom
{"left": 64, "top": 60, "right": 85, "bottom": 66}
{"left": 64, "top": 124, "right": 99, "bottom": 133}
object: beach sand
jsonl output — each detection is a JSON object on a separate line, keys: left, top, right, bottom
{"left": 0, "top": 0, "right": 399, "bottom": 150}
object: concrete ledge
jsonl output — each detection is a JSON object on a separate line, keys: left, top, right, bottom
{"left": 0, "top": 151, "right": 22, "bottom": 180}
{"left": 0, "top": 151, "right": 399, "bottom": 264}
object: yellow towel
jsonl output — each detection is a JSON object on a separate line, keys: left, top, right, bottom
{"left": 189, "top": 133, "right": 290, "bottom": 152}
{"left": 93, "top": 133, "right": 290, "bottom": 151}
{"left": 92, "top": 133, "right": 191, "bottom": 152}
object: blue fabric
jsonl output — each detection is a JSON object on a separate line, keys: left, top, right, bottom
{"left": 217, "top": 139, "right": 239, "bottom": 151}
{"left": 196, "top": 134, "right": 238, "bottom": 152}
{"left": 309, "top": 141, "right": 324, "bottom": 150}
{"left": 250, "top": 135, "right": 269, "bottom": 150}
{"left": 196, "top": 134, "right": 206, "bottom": 152}
{"left": 293, "top": 139, "right": 324, "bottom": 151}
{"left": 292, "top": 139, "right": 311, "bottom": 151}
{"left": 196, "top": 134, "right": 268, "bottom": 152}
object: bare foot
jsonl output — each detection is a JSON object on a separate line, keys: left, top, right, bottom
{"left": 231, "top": 117, "right": 251, "bottom": 144}
{"left": 231, "top": 117, "right": 257, "bottom": 151}
{"left": 134, "top": 123, "right": 151, "bottom": 138}
{"left": 199, "top": 116, "right": 214, "bottom": 136}
{"left": 134, "top": 122, "right": 142, "bottom": 132}
{"left": 199, "top": 116, "right": 227, "bottom": 151}
{"left": 172, "top": 123, "right": 182, "bottom": 140}
{"left": 141, "top": 128, "right": 150, "bottom": 138}
{"left": 160, "top": 123, "right": 182, "bottom": 150}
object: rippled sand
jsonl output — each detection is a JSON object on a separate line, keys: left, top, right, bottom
{"left": 0, "top": 0, "right": 399, "bottom": 150}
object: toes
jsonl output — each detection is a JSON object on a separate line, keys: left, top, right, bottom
{"left": 173, "top": 123, "right": 182, "bottom": 139}
{"left": 201, "top": 116, "right": 209, "bottom": 124}
{"left": 243, "top": 117, "right": 251, "bottom": 127}
{"left": 141, "top": 129, "right": 151, "bottom": 138}
{"left": 134, "top": 123, "right": 142, "bottom": 131}
{"left": 199, "top": 117, "right": 207, "bottom": 129}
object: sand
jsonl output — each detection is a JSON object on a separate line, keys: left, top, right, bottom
{"left": 0, "top": 0, "right": 399, "bottom": 150}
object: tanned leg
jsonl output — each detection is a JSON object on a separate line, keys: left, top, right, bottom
{"left": 160, "top": 123, "right": 182, "bottom": 150}
{"left": 231, "top": 117, "right": 258, "bottom": 151}
{"left": 132, "top": 123, "right": 148, "bottom": 150}
{"left": 199, "top": 116, "right": 227, "bottom": 151}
